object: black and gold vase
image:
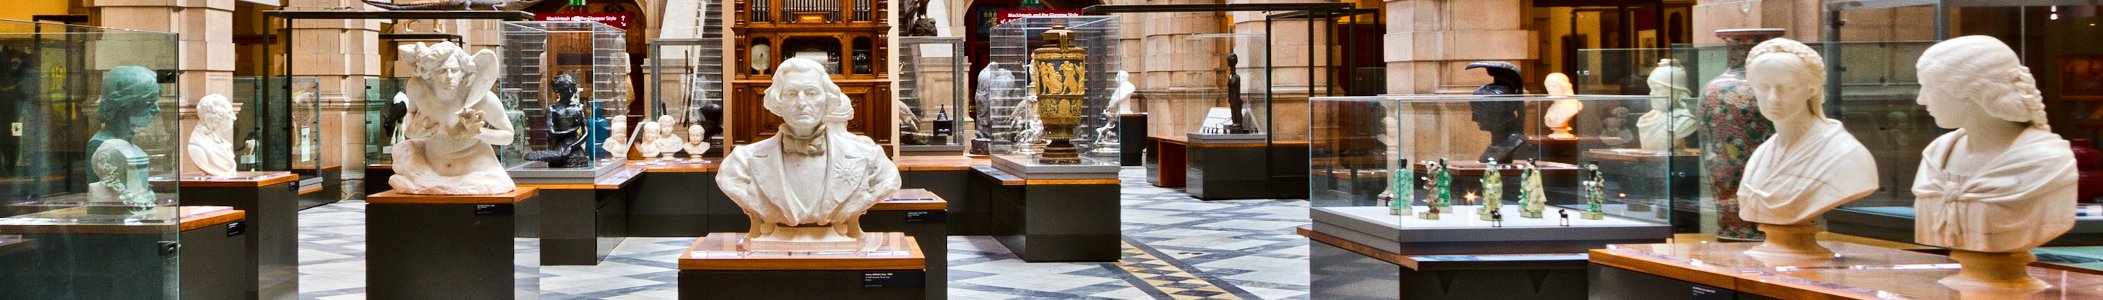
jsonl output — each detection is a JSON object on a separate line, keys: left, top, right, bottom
{"left": 1032, "top": 25, "right": 1085, "bottom": 164}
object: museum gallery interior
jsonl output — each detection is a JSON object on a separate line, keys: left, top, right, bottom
{"left": 7, "top": 0, "right": 2103, "bottom": 299}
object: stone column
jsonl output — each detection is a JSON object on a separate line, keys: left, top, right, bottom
{"left": 1381, "top": 0, "right": 1532, "bottom": 94}
{"left": 88, "top": 0, "right": 237, "bottom": 174}
{"left": 287, "top": 0, "right": 383, "bottom": 198}
{"left": 1138, "top": 0, "right": 1227, "bottom": 138}
{"left": 1230, "top": 1, "right": 1328, "bottom": 141}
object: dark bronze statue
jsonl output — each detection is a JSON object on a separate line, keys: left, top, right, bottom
{"left": 1465, "top": 61, "right": 1530, "bottom": 161}
{"left": 526, "top": 74, "right": 590, "bottom": 168}
{"left": 1224, "top": 54, "right": 1252, "bottom": 134}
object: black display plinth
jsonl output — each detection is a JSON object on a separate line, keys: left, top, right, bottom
{"left": 628, "top": 161, "right": 726, "bottom": 237}
{"left": 1186, "top": 133, "right": 1274, "bottom": 200}
{"left": 292, "top": 165, "right": 342, "bottom": 210}
{"left": 983, "top": 156, "right": 1120, "bottom": 262}
{"left": 0, "top": 207, "right": 250, "bottom": 300}
{"left": 1304, "top": 226, "right": 1590, "bottom": 300}
{"left": 521, "top": 168, "right": 638, "bottom": 266}
{"left": 896, "top": 156, "right": 986, "bottom": 236}
{"left": 364, "top": 164, "right": 394, "bottom": 196}
{"left": 868, "top": 189, "right": 951, "bottom": 300}
{"left": 1118, "top": 113, "right": 1146, "bottom": 166}
{"left": 366, "top": 188, "right": 540, "bottom": 299}
{"left": 180, "top": 172, "right": 300, "bottom": 300}
{"left": 678, "top": 233, "right": 926, "bottom": 300}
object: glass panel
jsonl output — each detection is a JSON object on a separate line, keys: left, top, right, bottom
{"left": 498, "top": 21, "right": 629, "bottom": 170}
{"left": 647, "top": 37, "right": 723, "bottom": 161}
{"left": 896, "top": 36, "right": 968, "bottom": 152}
{"left": 0, "top": 20, "right": 183, "bottom": 299}
{"left": 983, "top": 16, "right": 1122, "bottom": 160}
{"left": 1310, "top": 95, "right": 1676, "bottom": 226}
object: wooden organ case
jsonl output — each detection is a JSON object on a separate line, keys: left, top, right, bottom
{"left": 730, "top": 0, "right": 893, "bottom": 150}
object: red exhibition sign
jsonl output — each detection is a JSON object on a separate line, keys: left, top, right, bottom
{"left": 995, "top": 10, "right": 1084, "bottom": 24}
{"left": 537, "top": 13, "right": 631, "bottom": 29}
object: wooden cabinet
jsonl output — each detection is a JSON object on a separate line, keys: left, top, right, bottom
{"left": 729, "top": 0, "right": 892, "bottom": 149}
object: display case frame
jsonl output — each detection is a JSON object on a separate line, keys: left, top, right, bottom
{"left": 895, "top": 36, "right": 968, "bottom": 155}
{"left": 233, "top": 76, "right": 323, "bottom": 173}
{"left": 648, "top": 37, "right": 725, "bottom": 160}
{"left": 498, "top": 21, "right": 629, "bottom": 181}
{"left": 982, "top": 16, "right": 1121, "bottom": 162}
{"left": 0, "top": 20, "right": 189, "bottom": 299}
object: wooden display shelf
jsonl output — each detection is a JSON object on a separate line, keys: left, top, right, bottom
{"left": 178, "top": 172, "right": 299, "bottom": 188}
{"left": 0, "top": 206, "right": 244, "bottom": 234}
{"left": 875, "top": 189, "right": 948, "bottom": 211}
{"left": 367, "top": 188, "right": 540, "bottom": 205}
{"left": 679, "top": 232, "right": 923, "bottom": 271}
{"left": 1592, "top": 241, "right": 2103, "bottom": 299}
{"left": 894, "top": 155, "right": 990, "bottom": 171}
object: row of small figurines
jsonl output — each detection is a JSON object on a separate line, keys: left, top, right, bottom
{"left": 1381, "top": 158, "right": 1610, "bottom": 223}
{"left": 604, "top": 115, "right": 711, "bottom": 163}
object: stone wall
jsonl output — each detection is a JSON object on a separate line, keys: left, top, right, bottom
{"left": 90, "top": 0, "right": 236, "bottom": 174}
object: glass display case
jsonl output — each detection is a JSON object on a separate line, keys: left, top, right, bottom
{"left": 1570, "top": 47, "right": 1701, "bottom": 232}
{"left": 982, "top": 16, "right": 1121, "bottom": 160}
{"left": 895, "top": 36, "right": 967, "bottom": 154}
{"left": 0, "top": 20, "right": 186, "bottom": 298}
{"left": 497, "top": 21, "right": 628, "bottom": 176}
{"left": 233, "top": 76, "right": 322, "bottom": 172}
{"left": 1309, "top": 95, "right": 1676, "bottom": 241}
{"left": 1182, "top": 33, "right": 1269, "bottom": 136}
{"left": 647, "top": 37, "right": 723, "bottom": 159}
{"left": 363, "top": 77, "right": 405, "bottom": 166}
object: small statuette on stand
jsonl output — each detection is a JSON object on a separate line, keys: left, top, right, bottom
{"left": 1389, "top": 158, "right": 1414, "bottom": 216}
{"left": 1490, "top": 210, "right": 1504, "bottom": 228}
{"left": 1519, "top": 158, "right": 1546, "bottom": 218}
{"left": 1559, "top": 209, "right": 1570, "bottom": 227}
{"left": 1432, "top": 158, "right": 1454, "bottom": 210}
{"left": 1479, "top": 158, "right": 1503, "bottom": 221}
{"left": 1417, "top": 202, "right": 1441, "bottom": 220}
{"left": 1581, "top": 161, "right": 1607, "bottom": 220}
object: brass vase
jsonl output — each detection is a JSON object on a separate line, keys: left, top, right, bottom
{"left": 1031, "top": 25, "right": 1085, "bottom": 164}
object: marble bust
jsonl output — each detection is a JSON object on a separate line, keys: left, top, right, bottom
{"left": 636, "top": 120, "right": 662, "bottom": 158}
{"left": 1542, "top": 73, "right": 1582, "bottom": 139}
{"left": 603, "top": 115, "right": 629, "bottom": 159}
{"left": 685, "top": 124, "right": 711, "bottom": 161}
{"left": 652, "top": 115, "right": 685, "bottom": 160}
{"left": 387, "top": 42, "right": 517, "bottom": 195}
{"left": 1107, "top": 70, "right": 1136, "bottom": 114}
{"left": 716, "top": 57, "right": 901, "bottom": 251}
{"left": 188, "top": 94, "right": 238, "bottom": 177}
{"left": 90, "top": 139, "right": 156, "bottom": 216}
{"left": 1913, "top": 35, "right": 2075, "bottom": 290}
{"left": 1637, "top": 59, "right": 1696, "bottom": 151}
{"left": 1737, "top": 38, "right": 1878, "bottom": 259}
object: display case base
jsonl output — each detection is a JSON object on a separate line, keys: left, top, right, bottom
{"left": 1313, "top": 205, "right": 1670, "bottom": 255}
{"left": 900, "top": 144, "right": 967, "bottom": 156}
{"left": 520, "top": 169, "right": 639, "bottom": 266}
{"left": 363, "top": 164, "right": 394, "bottom": 196}
{"left": 1589, "top": 241, "right": 2103, "bottom": 299}
{"left": 895, "top": 156, "right": 987, "bottom": 236}
{"left": 678, "top": 232, "right": 926, "bottom": 300}
{"left": 1828, "top": 206, "right": 2103, "bottom": 247}
{"left": 978, "top": 160, "right": 1120, "bottom": 262}
{"left": 1302, "top": 226, "right": 1590, "bottom": 299}
{"left": 507, "top": 160, "right": 626, "bottom": 184}
{"left": 366, "top": 188, "right": 541, "bottom": 299}
{"left": 292, "top": 165, "right": 342, "bottom": 210}
{"left": 868, "top": 189, "right": 950, "bottom": 299}
{"left": 179, "top": 172, "right": 300, "bottom": 300}
{"left": 0, "top": 207, "right": 250, "bottom": 300}
{"left": 629, "top": 161, "right": 724, "bottom": 237}
{"left": 1118, "top": 113, "right": 1147, "bottom": 166}
{"left": 1185, "top": 132, "right": 1308, "bottom": 199}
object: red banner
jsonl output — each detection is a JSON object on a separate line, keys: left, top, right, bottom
{"left": 536, "top": 13, "right": 631, "bottom": 29}
{"left": 995, "top": 10, "right": 1084, "bottom": 24}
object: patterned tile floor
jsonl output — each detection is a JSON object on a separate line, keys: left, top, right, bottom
{"left": 296, "top": 167, "right": 1311, "bottom": 299}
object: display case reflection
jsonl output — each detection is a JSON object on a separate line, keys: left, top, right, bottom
{"left": 496, "top": 21, "right": 629, "bottom": 170}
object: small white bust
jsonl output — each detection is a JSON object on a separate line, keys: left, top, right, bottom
{"left": 603, "top": 115, "right": 630, "bottom": 160}
{"left": 1637, "top": 59, "right": 1696, "bottom": 151}
{"left": 187, "top": 94, "right": 238, "bottom": 177}
{"left": 1913, "top": 36, "right": 2075, "bottom": 290}
{"left": 1542, "top": 73, "right": 1582, "bottom": 139}
{"left": 652, "top": 115, "right": 685, "bottom": 160}
{"left": 636, "top": 120, "right": 662, "bottom": 158}
{"left": 1737, "top": 38, "right": 1878, "bottom": 258}
{"left": 1107, "top": 70, "right": 1136, "bottom": 114}
{"left": 685, "top": 124, "right": 711, "bottom": 161}
{"left": 90, "top": 139, "right": 156, "bottom": 216}
{"left": 716, "top": 58, "right": 901, "bottom": 251}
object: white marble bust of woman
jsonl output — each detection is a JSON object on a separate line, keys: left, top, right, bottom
{"left": 1637, "top": 59, "right": 1696, "bottom": 151}
{"left": 1542, "top": 73, "right": 1582, "bottom": 139}
{"left": 1913, "top": 35, "right": 2075, "bottom": 290}
{"left": 187, "top": 94, "right": 238, "bottom": 177}
{"left": 1737, "top": 38, "right": 1879, "bottom": 258}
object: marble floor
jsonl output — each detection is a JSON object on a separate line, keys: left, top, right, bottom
{"left": 297, "top": 167, "right": 1311, "bottom": 299}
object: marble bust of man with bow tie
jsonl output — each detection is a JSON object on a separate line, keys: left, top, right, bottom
{"left": 717, "top": 57, "right": 901, "bottom": 251}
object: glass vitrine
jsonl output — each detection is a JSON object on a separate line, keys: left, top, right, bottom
{"left": 362, "top": 77, "right": 405, "bottom": 166}
{"left": 896, "top": 36, "right": 967, "bottom": 154}
{"left": 1570, "top": 47, "right": 1702, "bottom": 232}
{"left": 1309, "top": 95, "right": 1678, "bottom": 231}
{"left": 497, "top": 21, "right": 627, "bottom": 174}
{"left": 233, "top": 76, "right": 321, "bottom": 173}
{"left": 647, "top": 37, "right": 723, "bottom": 159}
{"left": 983, "top": 16, "right": 1121, "bottom": 160}
{"left": 1180, "top": 33, "right": 1270, "bottom": 137}
{"left": 0, "top": 20, "right": 184, "bottom": 299}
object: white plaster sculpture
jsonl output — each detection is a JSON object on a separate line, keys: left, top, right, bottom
{"left": 603, "top": 115, "right": 630, "bottom": 160}
{"left": 1737, "top": 38, "right": 1878, "bottom": 259}
{"left": 1107, "top": 70, "right": 1136, "bottom": 114}
{"left": 653, "top": 115, "right": 685, "bottom": 160}
{"left": 1543, "top": 73, "right": 1582, "bottom": 140}
{"left": 1637, "top": 59, "right": 1696, "bottom": 151}
{"left": 1913, "top": 35, "right": 2076, "bottom": 290}
{"left": 636, "top": 120, "right": 662, "bottom": 158}
{"left": 685, "top": 124, "right": 711, "bottom": 161}
{"left": 716, "top": 58, "right": 902, "bottom": 251}
{"left": 187, "top": 94, "right": 238, "bottom": 177}
{"left": 387, "top": 42, "right": 517, "bottom": 195}
{"left": 90, "top": 139, "right": 156, "bottom": 215}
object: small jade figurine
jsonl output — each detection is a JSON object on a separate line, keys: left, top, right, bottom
{"left": 1418, "top": 199, "right": 1442, "bottom": 220}
{"left": 1519, "top": 158, "right": 1547, "bottom": 218}
{"left": 1433, "top": 158, "right": 1455, "bottom": 209}
{"left": 1582, "top": 161, "right": 1607, "bottom": 220}
{"left": 1388, "top": 158, "right": 1414, "bottom": 216}
{"left": 1479, "top": 158, "right": 1503, "bottom": 221}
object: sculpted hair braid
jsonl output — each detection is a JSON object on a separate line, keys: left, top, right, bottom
{"left": 1916, "top": 36, "right": 2048, "bottom": 130}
